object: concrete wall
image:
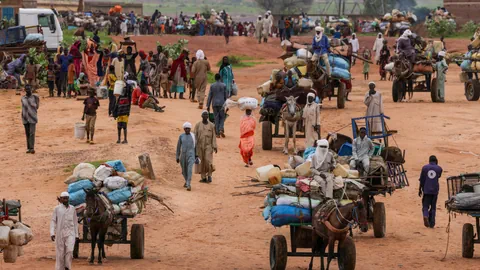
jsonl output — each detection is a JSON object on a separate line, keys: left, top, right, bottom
{"left": 444, "top": 0, "right": 480, "bottom": 25}
{"left": 84, "top": 2, "right": 143, "bottom": 15}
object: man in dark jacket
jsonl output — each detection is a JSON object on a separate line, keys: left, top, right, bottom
{"left": 207, "top": 73, "right": 227, "bottom": 138}
{"left": 419, "top": 155, "right": 443, "bottom": 228}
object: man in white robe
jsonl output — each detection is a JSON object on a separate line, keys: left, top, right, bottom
{"left": 50, "top": 192, "right": 79, "bottom": 270}
{"left": 262, "top": 13, "right": 271, "bottom": 43}
{"left": 302, "top": 92, "right": 321, "bottom": 148}
{"left": 364, "top": 82, "right": 384, "bottom": 134}
{"left": 311, "top": 139, "right": 336, "bottom": 198}
{"left": 372, "top": 33, "right": 384, "bottom": 64}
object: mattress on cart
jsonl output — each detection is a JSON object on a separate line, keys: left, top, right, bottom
{"left": 447, "top": 192, "right": 480, "bottom": 210}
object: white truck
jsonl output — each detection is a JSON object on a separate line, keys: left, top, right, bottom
{"left": 18, "top": 8, "right": 63, "bottom": 51}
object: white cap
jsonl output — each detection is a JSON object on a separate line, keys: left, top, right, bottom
{"left": 202, "top": 110, "right": 209, "bottom": 115}
{"left": 369, "top": 81, "right": 376, "bottom": 86}
{"left": 183, "top": 122, "right": 192, "bottom": 129}
{"left": 60, "top": 192, "right": 70, "bottom": 197}
{"left": 438, "top": 51, "right": 446, "bottom": 57}
{"left": 315, "top": 26, "right": 323, "bottom": 32}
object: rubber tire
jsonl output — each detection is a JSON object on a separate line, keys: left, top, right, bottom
{"left": 73, "top": 238, "right": 79, "bottom": 259}
{"left": 269, "top": 235, "right": 287, "bottom": 270}
{"left": 339, "top": 236, "right": 356, "bottom": 270}
{"left": 337, "top": 82, "right": 346, "bottom": 109}
{"left": 430, "top": 78, "right": 438, "bottom": 103}
{"left": 373, "top": 202, "right": 386, "bottom": 238}
{"left": 262, "top": 121, "right": 273, "bottom": 150}
{"left": 392, "top": 80, "right": 402, "bottom": 102}
{"left": 130, "top": 224, "right": 145, "bottom": 259}
{"left": 462, "top": 223, "right": 474, "bottom": 258}
{"left": 465, "top": 80, "right": 480, "bottom": 101}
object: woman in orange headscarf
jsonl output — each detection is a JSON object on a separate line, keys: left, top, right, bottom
{"left": 239, "top": 109, "right": 256, "bottom": 167}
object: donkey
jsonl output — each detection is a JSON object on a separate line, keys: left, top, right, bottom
{"left": 84, "top": 188, "right": 114, "bottom": 265}
{"left": 309, "top": 200, "right": 369, "bottom": 270}
{"left": 281, "top": 96, "right": 302, "bottom": 155}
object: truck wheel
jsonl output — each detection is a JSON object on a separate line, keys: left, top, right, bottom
{"left": 338, "top": 236, "right": 356, "bottom": 270}
{"left": 262, "top": 121, "right": 273, "bottom": 150}
{"left": 462, "top": 223, "right": 474, "bottom": 258}
{"left": 373, "top": 202, "right": 386, "bottom": 238}
{"left": 430, "top": 78, "right": 438, "bottom": 103}
{"left": 392, "top": 80, "right": 403, "bottom": 102}
{"left": 337, "top": 82, "right": 346, "bottom": 109}
{"left": 130, "top": 224, "right": 144, "bottom": 259}
{"left": 465, "top": 80, "right": 480, "bottom": 101}
{"left": 270, "top": 235, "right": 287, "bottom": 270}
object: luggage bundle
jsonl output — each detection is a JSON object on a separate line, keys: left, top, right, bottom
{"left": 0, "top": 219, "right": 33, "bottom": 263}
{"left": 65, "top": 160, "right": 145, "bottom": 218}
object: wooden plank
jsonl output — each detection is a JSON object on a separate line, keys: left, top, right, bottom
{"left": 138, "top": 153, "right": 156, "bottom": 180}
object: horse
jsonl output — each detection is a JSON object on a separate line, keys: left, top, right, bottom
{"left": 307, "top": 59, "right": 328, "bottom": 102}
{"left": 308, "top": 200, "right": 369, "bottom": 270}
{"left": 84, "top": 188, "right": 114, "bottom": 265}
{"left": 281, "top": 96, "right": 302, "bottom": 155}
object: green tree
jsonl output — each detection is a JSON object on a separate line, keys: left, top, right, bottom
{"left": 253, "top": 0, "right": 314, "bottom": 14}
{"left": 363, "top": 0, "right": 395, "bottom": 15}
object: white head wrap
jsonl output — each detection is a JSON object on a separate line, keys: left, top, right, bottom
{"left": 369, "top": 81, "right": 376, "bottom": 87}
{"left": 401, "top": 29, "right": 412, "bottom": 39}
{"left": 202, "top": 110, "right": 209, "bottom": 115}
{"left": 307, "top": 92, "right": 316, "bottom": 104}
{"left": 312, "top": 139, "right": 329, "bottom": 169}
{"left": 183, "top": 122, "right": 192, "bottom": 129}
{"left": 315, "top": 27, "right": 324, "bottom": 42}
{"left": 315, "top": 26, "right": 323, "bottom": 32}
{"left": 60, "top": 192, "right": 70, "bottom": 197}
{"left": 196, "top": 49, "right": 205, "bottom": 60}
{"left": 438, "top": 51, "right": 446, "bottom": 57}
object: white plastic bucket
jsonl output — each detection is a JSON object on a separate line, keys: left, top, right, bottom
{"left": 256, "top": 165, "right": 274, "bottom": 182}
{"left": 74, "top": 122, "right": 86, "bottom": 139}
{"left": 474, "top": 183, "right": 480, "bottom": 193}
{"left": 114, "top": 80, "right": 125, "bottom": 96}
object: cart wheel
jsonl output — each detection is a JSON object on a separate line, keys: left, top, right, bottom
{"left": 465, "top": 80, "right": 480, "bottom": 101}
{"left": 373, "top": 202, "right": 386, "bottom": 238}
{"left": 338, "top": 236, "right": 356, "bottom": 270}
{"left": 430, "top": 78, "right": 438, "bottom": 103}
{"left": 130, "top": 224, "right": 144, "bottom": 259}
{"left": 269, "top": 235, "right": 287, "bottom": 270}
{"left": 73, "top": 238, "right": 79, "bottom": 259}
{"left": 462, "top": 223, "right": 474, "bottom": 258}
{"left": 337, "top": 82, "right": 346, "bottom": 109}
{"left": 262, "top": 121, "right": 273, "bottom": 151}
{"left": 392, "top": 80, "right": 403, "bottom": 102}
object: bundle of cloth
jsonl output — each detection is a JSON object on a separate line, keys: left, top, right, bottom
{"left": 64, "top": 160, "right": 146, "bottom": 217}
{"left": 446, "top": 192, "right": 480, "bottom": 210}
{"left": 261, "top": 139, "right": 367, "bottom": 227}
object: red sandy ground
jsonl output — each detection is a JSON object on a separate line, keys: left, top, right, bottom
{"left": 0, "top": 34, "right": 479, "bottom": 269}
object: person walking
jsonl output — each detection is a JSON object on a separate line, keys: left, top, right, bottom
{"left": 372, "top": 33, "right": 384, "bottom": 65}
{"left": 278, "top": 16, "right": 286, "bottom": 41}
{"left": 194, "top": 111, "right": 218, "bottom": 183}
{"left": 302, "top": 93, "right": 321, "bottom": 148}
{"left": 364, "top": 82, "right": 384, "bottom": 134}
{"left": 67, "top": 58, "right": 76, "bottom": 98}
{"left": 419, "top": 155, "right": 442, "bottom": 228}
{"left": 113, "top": 82, "right": 132, "bottom": 144}
{"left": 21, "top": 85, "right": 39, "bottom": 154}
{"left": 434, "top": 51, "right": 448, "bottom": 103}
{"left": 224, "top": 22, "right": 231, "bottom": 44}
{"left": 58, "top": 50, "right": 70, "bottom": 97}
{"left": 191, "top": 50, "right": 211, "bottom": 109}
{"left": 261, "top": 13, "right": 271, "bottom": 43}
{"left": 50, "top": 192, "right": 78, "bottom": 270}
{"left": 106, "top": 65, "right": 117, "bottom": 116}
{"left": 219, "top": 56, "right": 234, "bottom": 97}
{"left": 169, "top": 51, "right": 188, "bottom": 99}
{"left": 239, "top": 109, "right": 256, "bottom": 167}
{"left": 82, "top": 88, "right": 100, "bottom": 144}
{"left": 207, "top": 73, "right": 228, "bottom": 137}
{"left": 350, "top": 33, "right": 360, "bottom": 65}
{"left": 176, "top": 122, "right": 197, "bottom": 191}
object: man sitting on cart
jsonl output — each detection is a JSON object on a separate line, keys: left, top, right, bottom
{"left": 311, "top": 26, "right": 331, "bottom": 76}
{"left": 262, "top": 72, "right": 285, "bottom": 115}
{"left": 396, "top": 29, "right": 416, "bottom": 65}
{"left": 311, "top": 139, "right": 336, "bottom": 198}
{"left": 350, "top": 127, "right": 374, "bottom": 175}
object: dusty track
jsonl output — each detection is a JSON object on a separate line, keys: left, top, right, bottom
{"left": 1, "top": 35, "right": 479, "bottom": 269}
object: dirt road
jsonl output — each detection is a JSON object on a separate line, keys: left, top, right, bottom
{"left": 1, "top": 35, "right": 479, "bottom": 270}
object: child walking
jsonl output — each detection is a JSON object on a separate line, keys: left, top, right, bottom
{"left": 107, "top": 65, "right": 117, "bottom": 117}
{"left": 24, "top": 58, "right": 37, "bottom": 90}
{"left": 113, "top": 83, "right": 132, "bottom": 144}
{"left": 67, "top": 58, "right": 76, "bottom": 98}
{"left": 363, "top": 50, "right": 371, "bottom": 81}
{"left": 82, "top": 88, "right": 100, "bottom": 144}
{"left": 47, "top": 63, "right": 56, "bottom": 97}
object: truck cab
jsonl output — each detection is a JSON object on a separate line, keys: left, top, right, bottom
{"left": 18, "top": 8, "right": 63, "bottom": 51}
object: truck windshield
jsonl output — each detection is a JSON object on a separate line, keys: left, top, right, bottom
{"left": 38, "top": 14, "right": 56, "bottom": 32}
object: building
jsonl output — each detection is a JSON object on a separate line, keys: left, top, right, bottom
{"left": 37, "top": 0, "right": 78, "bottom": 11}
{"left": 444, "top": 0, "right": 480, "bottom": 25}
{"left": 84, "top": 1, "right": 143, "bottom": 15}
{"left": 0, "top": 0, "right": 37, "bottom": 21}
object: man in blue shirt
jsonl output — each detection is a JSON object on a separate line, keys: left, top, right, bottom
{"left": 311, "top": 26, "right": 331, "bottom": 76}
{"left": 419, "top": 155, "right": 443, "bottom": 228}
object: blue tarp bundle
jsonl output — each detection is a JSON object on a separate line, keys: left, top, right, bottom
{"left": 281, "top": 178, "right": 297, "bottom": 185}
{"left": 106, "top": 160, "right": 126, "bottom": 172}
{"left": 331, "top": 67, "right": 351, "bottom": 80}
{"left": 69, "top": 189, "right": 86, "bottom": 206}
{"left": 270, "top": 205, "right": 312, "bottom": 227}
{"left": 107, "top": 187, "right": 132, "bottom": 204}
{"left": 67, "top": 179, "right": 94, "bottom": 194}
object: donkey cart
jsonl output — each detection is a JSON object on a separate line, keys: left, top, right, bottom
{"left": 445, "top": 173, "right": 480, "bottom": 258}
{"left": 460, "top": 72, "right": 480, "bottom": 101}
{"left": 270, "top": 224, "right": 356, "bottom": 270}
{"left": 73, "top": 215, "right": 145, "bottom": 259}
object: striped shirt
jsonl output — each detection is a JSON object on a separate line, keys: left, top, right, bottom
{"left": 21, "top": 95, "right": 40, "bottom": 124}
